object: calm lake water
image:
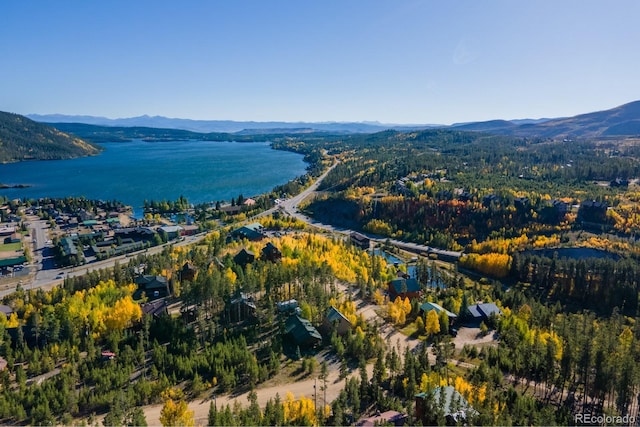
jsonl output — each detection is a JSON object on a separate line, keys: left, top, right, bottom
{"left": 0, "top": 140, "right": 307, "bottom": 213}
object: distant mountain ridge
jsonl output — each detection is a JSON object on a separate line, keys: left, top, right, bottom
{"left": 28, "top": 99, "right": 640, "bottom": 138}
{"left": 0, "top": 111, "right": 101, "bottom": 163}
{"left": 28, "top": 114, "right": 433, "bottom": 134}
{"left": 450, "top": 100, "right": 640, "bottom": 138}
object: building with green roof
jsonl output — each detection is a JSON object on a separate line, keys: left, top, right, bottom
{"left": 284, "top": 314, "right": 322, "bottom": 348}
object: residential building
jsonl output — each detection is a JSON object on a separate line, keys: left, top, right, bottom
{"left": 234, "top": 248, "right": 255, "bottom": 266}
{"left": 322, "top": 306, "right": 353, "bottom": 336}
{"left": 415, "top": 386, "right": 478, "bottom": 425}
{"left": 467, "top": 302, "right": 502, "bottom": 322}
{"left": 420, "top": 302, "right": 457, "bottom": 322}
{"left": 357, "top": 411, "right": 407, "bottom": 427}
{"left": 388, "top": 277, "right": 421, "bottom": 301}
{"left": 228, "top": 291, "right": 257, "bottom": 323}
{"left": 180, "top": 262, "right": 198, "bottom": 282}
{"left": 284, "top": 314, "right": 322, "bottom": 348}
{"left": 350, "top": 232, "right": 371, "bottom": 250}
{"left": 277, "top": 299, "right": 300, "bottom": 315}
{"left": 261, "top": 242, "right": 282, "bottom": 262}
{"left": 134, "top": 275, "right": 170, "bottom": 300}
{"left": 231, "top": 223, "right": 265, "bottom": 241}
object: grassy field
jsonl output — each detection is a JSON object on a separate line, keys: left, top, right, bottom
{"left": 0, "top": 242, "right": 22, "bottom": 252}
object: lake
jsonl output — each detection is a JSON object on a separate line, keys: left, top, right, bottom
{"left": 0, "top": 140, "right": 307, "bottom": 214}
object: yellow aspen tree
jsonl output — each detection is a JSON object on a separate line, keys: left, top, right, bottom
{"left": 425, "top": 309, "right": 440, "bottom": 337}
{"left": 160, "top": 392, "right": 194, "bottom": 427}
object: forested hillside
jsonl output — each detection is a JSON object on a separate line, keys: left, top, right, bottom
{"left": 0, "top": 112, "right": 101, "bottom": 163}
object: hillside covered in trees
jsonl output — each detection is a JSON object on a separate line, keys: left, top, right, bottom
{"left": 0, "top": 112, "right": 101, "bottom": 163}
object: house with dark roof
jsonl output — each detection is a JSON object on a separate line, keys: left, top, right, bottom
{"left": 350, "top": 232, "right": 371, "bottom": 250}
{"left": 356, "top": 410, "right": 407, "bottom": 427}
{"left": 457, "top": 191, "right": 473, "bottom": 202}
{"left": 234, "top": 248, "right": 255, "bottom": 266}
{"left": 388, "top": 278, "right": 421, "bottom": 301}
{"left": 513, "top": 197, "right": 530, "bottom": 211}
{"left": 482, "top": 194, "right": 500, "bottom": 207}
{"left": 261, "top": 242, "right": 282, "bottom": 262}
{"left": 231, "top": 223, "right": 265, "bottom": 241}
{"left": 467, "top": 302, "right": 502, "bottom": 322}
{"left": 227, "top": 291, "right": 257, "bottom": 323}
{"left": 134, "top": 275, "right": 169, "bottom": 300}
{"left": 578, "top": 199, "right": 608, "bottom": 224}
{"left": 415, "top": 386, "right": 478, "bottom": 425}
{"left": 540, "top": 199, "right": 569, "bottom": 224}
{"left": 180, "top": 262, "right": 198, "bottom": 282}
{"left": 284, "top": 314, "right": 322, "bottom": 348}
{"left": 141, "top": 298, "right": 168, "bottom": 318}
{"left": 322, "top": 306, "right": 353, "bottom": 336}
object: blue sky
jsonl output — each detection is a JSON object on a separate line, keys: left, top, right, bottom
{"left": 1, "top": 0, "right": 639, "bottom": 124}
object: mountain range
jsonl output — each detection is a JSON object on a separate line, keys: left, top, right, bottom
{"left": 448, "top": 100, "right": 640, "bottom": 138}
{"left": 27, "top": 114, "right": 431, "bottom": 134}
{"left": 28, "top": 100, "right": 640, "bottom": 138}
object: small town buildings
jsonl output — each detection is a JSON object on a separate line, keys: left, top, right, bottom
{"left": 467, "top": 302, "right": 502, "bottom": 323}
{"left": 284, "top": 314, "right": 322, "bottom": 348}
{"left": 219, "top": 204, "right": 244, "bottom": 215}
{"left": 134, "top": 275, "right": 170, "bottom": 300}
{"left": 59, "top": 237, "right": 79, "bottom": 263}
{"left": 234, "top": 248, "right": 255, "bottom": 266}
{"left": 159, "top": 225, "right": 183, "bottom": 240}
{"left": 261, "top": 242, "right": 282, "bottom": 262}
{"left": 322, "top": 306, "right": 353, "bottom": 336}
{"left": 356, "top": 411, "right": 407, "bottom": 427}
{"left": 350, "top": 232, "right": 371, "bottom": 250}
{"left": 388, "top": 277, "right": 421, "bottom": 301}
{"left": 181, "top": 224, "right": 199, "bottom": 236}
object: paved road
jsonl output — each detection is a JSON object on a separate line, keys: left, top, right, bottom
{"left": 253, "top": 160, "right": 339, "bottom": 222}
{"left": 257, "top": 161, "right": 462, "bottom": 261}
{"left": 0, "top": 226, "right": 209, "bottom": 298}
